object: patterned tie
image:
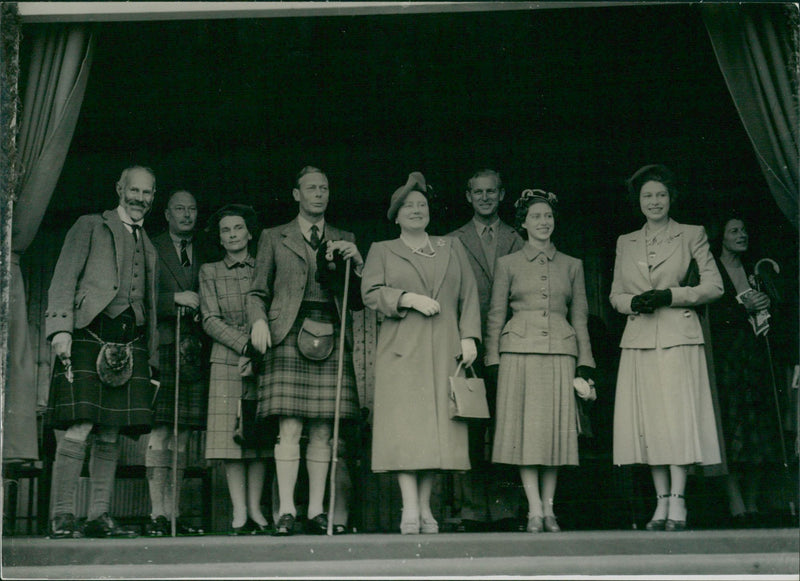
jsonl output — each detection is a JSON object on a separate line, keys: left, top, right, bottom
{"left": 483, "top": 225, "right": 494, "bottom": 244}
{"left": 129, "top": 224, "right": 140, "bottom": 243}
{"left": 309, "top": 225, "right": 321, "bottom": 250}
{"left": 180, "top": 239, "right": 191, "bottom": 267}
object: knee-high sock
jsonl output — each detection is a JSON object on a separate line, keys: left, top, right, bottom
{"left": 274, "top": 443, "right": 301, "bottom": 516}
{"left": 51, "top": 438, "right": 88, "bottom": 517}
{"left": 305, "top": 443, "right": 331, "bottom": 519}
{"left": 145, "top": 448, "right": 172, "bottom": 518}
{"left": 87, "top": 440, "right": 120, "bottom": 521}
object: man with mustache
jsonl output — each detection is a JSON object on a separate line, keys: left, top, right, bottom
{"left": 45, "top": 166, "right": 159, "bottom": 539}
{"left": 144, "top": 190, "right": 209, "bottom": 537}
{"left": 447, "top": 169, "right": 525, "bottom": 532}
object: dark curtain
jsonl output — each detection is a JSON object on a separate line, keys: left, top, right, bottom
{"left": 703, "top": 4, "right": 799, "bottom": 228}
{"left": 4, "top": 25, "right": 93, "bottom": 463}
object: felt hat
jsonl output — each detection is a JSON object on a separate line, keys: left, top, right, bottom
{"left": 387, "top": 172, "right": 427, "bottom": 221}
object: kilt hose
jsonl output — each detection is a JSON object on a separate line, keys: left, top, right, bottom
{"left": 46, "top": 311, "right": 155, "bottom": 436}
{"left": 257, "top": 302, "right": 360, "bottom": 423}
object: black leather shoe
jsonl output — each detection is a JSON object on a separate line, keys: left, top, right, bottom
{"left": 493, "top": 517, "right": 526, "bottom": 532}
{"left": 455, "top": 519, "right": 485, "bottom": 533}
{"left": 49, "top": 513, "right": 82, "bottom": 539}
{"left": 252, "top": 521, "right": 273, "bottom": 535}
{"left": 665, "top": 518, "right": 687, "bottom": 532}
{"left": 305, "top": 513, "right": 328, "bottom": 535}
{"left": 177, "top": 518, "right": 205, "bottom": 535}
{"left": 332, "top": 524, "right": 348, "bottom": 535}
{"left": 144, "top": 515, "right": 170, "bottom": 537}
{"left": 273, "top": 513, "right": 296, "bottom": 536}
{"left": 229, "top": 518, "right": 255, "bottom": 536}
{"left": 82, "top": 513, "right": 139, "bottom": 538}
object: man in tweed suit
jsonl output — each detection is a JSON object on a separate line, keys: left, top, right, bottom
{"left": 447, "top": 169, "right": 525, "bottom": 532}
{"left": 46, "top": 166, "right": 159, "bottom": 539}
{"left": 248, "top": 166, "right": 364, "bottom": 536}
{"left": 144, "top": 190, "right": 208, "bottom": 537}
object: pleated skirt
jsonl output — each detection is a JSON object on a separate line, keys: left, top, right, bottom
{"left": 492, "top": 353, "right": 578, "bottom": 467}
{"left": 613, "top": 345, "right": 721, "bottom": 466}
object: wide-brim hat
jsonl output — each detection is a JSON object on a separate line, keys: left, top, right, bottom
{"left": 387, "top": 172, "right": 427, "bottom": 221}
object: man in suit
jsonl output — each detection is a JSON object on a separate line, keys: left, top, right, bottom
{"left": 144, "top": 190, "right": 208, "bottom": 537}
{"left": 447, "top": 168, "right": 525, "bottom": 532}
{"left": 248, "top": 166, "right": 364, "bottom": 536}
{"left": 46, "top": 166, "right": 159, "bottom": 539}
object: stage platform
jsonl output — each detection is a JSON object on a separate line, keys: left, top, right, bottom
{"left": 2, "top": 527, "right": 798, "bottom": 578}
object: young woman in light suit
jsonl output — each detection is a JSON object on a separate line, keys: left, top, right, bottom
{"left": 610, "top": 164, "right": 724, "bottom": 532}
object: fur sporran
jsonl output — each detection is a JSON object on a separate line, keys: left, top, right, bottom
{"left": 96, "top": 341, "right": 134, "bottom": 387}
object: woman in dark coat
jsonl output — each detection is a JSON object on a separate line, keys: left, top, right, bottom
{"left": 708, "top": 212, "right": 782, "bottom": 525}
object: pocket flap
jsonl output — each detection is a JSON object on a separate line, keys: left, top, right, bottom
{"left": 300, "top": 319, "right": 334, "bottom": 337}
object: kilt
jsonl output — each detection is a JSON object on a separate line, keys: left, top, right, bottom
{"left": 46, "top": 311, "right": 155, "bottom": 436}
{"left": 257, "top": 302, "right": 359, "bottom": 421}
{"left": 152, "top": 337, "right": 209, "bottom": 429}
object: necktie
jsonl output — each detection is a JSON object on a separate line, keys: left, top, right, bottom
{"left": 180, "top": 239, "right": 191, "bottom": 267}
{"left": 129, "top": 224, "right": 140, "bottom": 243}
{"left": 483, "top": 225, "right": 494, "bottom": 244}
{"left": 309, "top": 225, "right": 321, "bottom": 250}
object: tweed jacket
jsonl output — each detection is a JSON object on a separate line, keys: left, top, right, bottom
{"left": 609, "top": 219, "right": 723, "bottom": 349}
{"left": 485, "top": 243, "right": 595, "bottom": 368}
{"left": 45, "top": 209, "right": 159, "bottom": 368}
{"left": 447, "top": 219, "right": 524, "bottom": 334}
{"left": 152, "top": 232, "right": 205, "bottom": 346}
{"left": 246, "top": 218, "right": 358, "bottom": 347}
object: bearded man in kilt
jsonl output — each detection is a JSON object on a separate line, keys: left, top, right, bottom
{"left": 46, "top": 166, "right": 160, "bottom": 539}
{"left": 144, "top": 190, "right": 210, "bottom": 537}
{"left": 248, "top": 166, "right": 364, "bottom": 536}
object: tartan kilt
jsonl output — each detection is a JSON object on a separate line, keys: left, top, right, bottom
{"left": 46, "top": 312, "right": 155, "bottom": 436}
{"left": 152, "top": 340, "right": 209, "bottom": 429}
{"left": 257, "top": 302, "right": 359, "bottom": 421}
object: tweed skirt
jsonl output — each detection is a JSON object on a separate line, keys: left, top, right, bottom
{"left": 492, "top": 353, "right": 579, "bottom": 467}
{"left": 257, "top": 302, "right": 359, "bottom": 421}
{"left": 152, "top": 341, "right": 209, "bottom": 429}
{"left": 205, "top": 362, "right": 273, "bottom": 460}
{"left": 46, "top": 312, "right": 155, "bottom": 436}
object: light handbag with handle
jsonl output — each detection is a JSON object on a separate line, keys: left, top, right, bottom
{"left": 448, "top": 361, "right": 490, "bottom": 420}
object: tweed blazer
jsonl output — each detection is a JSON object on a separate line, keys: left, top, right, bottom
{"left": 609, "top": 219, "right": 723, "bottom": 349}
{"left": 151, "top": 232, "right": 205, "bottom": 345}
{"left": 246, "top": 218, "right": 358, "bottom": 347}
{"left": 447, "top": 219, "right": 524, "bottom": 333}
{"left": 45, "top": 209, "right": 159, "bottom": 368}
{"left": 485, "top": 243, "right": 595, "bottom": 368}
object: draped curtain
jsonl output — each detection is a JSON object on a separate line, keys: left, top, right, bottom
{"left": 702, "top": 3, "right": 799, "bottom": 228}
{"left": 3, "top": 25, "right": 93, "bottom": 463}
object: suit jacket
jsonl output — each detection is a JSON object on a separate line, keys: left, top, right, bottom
{"left": 447, "top": 219, "right": 523, "bottom": 334}
{"left": 45, "top": 209, "right": 159, "bottom": 367}
{"left": 609, "top": 219, "right": 723, "bottom": 349}
{"left": 152, "top": 232, "right": 205, "bottom": 345}
{"left": 246, "top": 218, "right": 358, "bottom": 347}
{"left": 485, "top": 244, "right": 595, "bottom": 367}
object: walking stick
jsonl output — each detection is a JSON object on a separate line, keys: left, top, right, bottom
{"left": 172, "top": 306, "right": 184, "bottom": 537}
{"left": 327, "top": 258, "right": 351, "bottom": 535}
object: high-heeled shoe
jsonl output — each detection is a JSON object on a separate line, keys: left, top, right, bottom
{"left": 229, "top": 518, "right": 255, "bottom": 536}
{"left": 665, "top": 493, "right": 687, "bottom": 532}
{"left": 526, "top": 514, "right": 543, "bottom": 533}
{"left": 400, "top": 518, "right": 420, "bottom": 535}
{"left": 420, "top": 516, "right": 439, "bottom": 534}
{"left": 543, "top": 516, "right": 561, "bottom": 533}
{"left": 645, "top": 494, "right": 670, "bottom": 531}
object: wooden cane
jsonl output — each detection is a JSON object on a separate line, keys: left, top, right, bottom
{"left": 327, "top": 258, "right": 351, "bottom": 535}
{"left": 172, "top": 306, "right": 183, "bottom": 537}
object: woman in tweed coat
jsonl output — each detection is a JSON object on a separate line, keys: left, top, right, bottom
{"left": 200, "top": 205, "right": 271, "bottom": 534}
{"left": 485, "top": 189, "right": 595, "bottom": 534}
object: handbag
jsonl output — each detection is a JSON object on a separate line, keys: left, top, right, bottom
{"left": 297, "top": 318, "right": 335, "bottom": 361}
{"left": 448, "top": 361, "right": 490, "bottom": 420}
{"left": 573, "top": 377, "right": 596, "bottom": 438}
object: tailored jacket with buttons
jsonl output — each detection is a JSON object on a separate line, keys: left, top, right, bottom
{"left": 152, "top": 232, "right": 206, "bottom": 346}
{"left": 485, "top": 243, "right": 595, "bottom": 368}
{"left": 246, "top": 218, "right": 358, "bottom": 347}
{"left": 447, "top": 219, "right": 524, "bottom": 336}
{"left": 45, "top": 209, "right": 159, "bottom": 368}
{"left": 609, "top": 219, "right": 723, "bottom": 349}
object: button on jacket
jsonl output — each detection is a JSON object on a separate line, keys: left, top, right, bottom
{"left": 485, "top": 243, "right": 595, "bottom": 368}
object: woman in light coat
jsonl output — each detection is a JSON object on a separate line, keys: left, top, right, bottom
{"left": 485, "top": 189, "right": 595, "bottom": 533}
{"left": 610, "top": 164, "right": 723, "bottom": 532}
{"left": 361, "top": 172, "right": 481, "bottom": 535}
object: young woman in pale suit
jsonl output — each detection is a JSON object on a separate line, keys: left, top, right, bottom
{"left": 361, "top": 172, "right": 481, "bottom": 535}
{"left": 485, "top": 189, "right": 595, "bottom": 533}
{"left": 610, "top": 165, "right": 724, "bottom": 531}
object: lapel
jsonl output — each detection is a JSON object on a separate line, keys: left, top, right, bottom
{"left": 649, "top": 219, "right": 683, "bottom": 271}
{"left": 430, "top": 236, "right": 452, "bottom": 299}
{"left": 103, "top": 210, "right": 126, "bottom": 279}
{"left": 322, "top": 223, "right": 344, "bottom": 244}
{"left": 457, "top": 223, "right": 491, "bottom": 279}
{"left": 280, "top": 218, "right": 308, "bottom": 263}
{"left": 155, "top": 233, "right": 191, "bottom": 290}
{"left": 386, "top": 238, "right": 432, "bottom": 292}
{"left": 626, "top": 226, "right": 651, "bottom": 282}
{"left": 496, "top": 221, "right": 519, "bottom": 256}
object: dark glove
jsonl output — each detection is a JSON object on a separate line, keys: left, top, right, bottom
{"left": 576, "top": 365, "right": 595, "bottom": 383}
{"left": 244, "top": 341, "right": 261, "bottom": 360}
{"left": 483, "top": 364, "right": 499, "bottom": 386}
{"left": 631, "top": 294, "right": 655, "bottom": 314}
{"left": 640, "top": 288, "right": 672, "bottom": 309}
